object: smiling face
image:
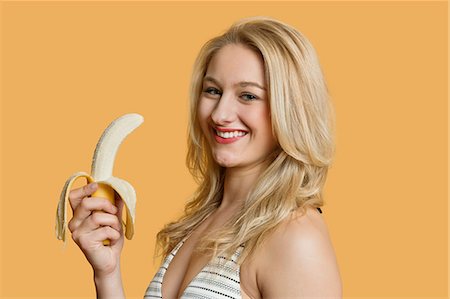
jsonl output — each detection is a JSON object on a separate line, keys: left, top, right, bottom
{"left": 197, "top": 43, "right": 278, "bottom": 171}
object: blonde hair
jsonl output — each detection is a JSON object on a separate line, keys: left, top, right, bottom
{"left": 156, "top": 16, "right": 335, "bottom": 263}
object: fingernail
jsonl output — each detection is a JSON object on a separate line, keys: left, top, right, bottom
{"left": 90, "top": 183, "right": 98, "bottom": 190}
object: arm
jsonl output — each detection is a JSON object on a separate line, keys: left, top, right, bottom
{"left": 94, "top": 267, "right": 125, "bottom": 299}
{"left": 257, "top": 209, "right": 342, "bottom": 298}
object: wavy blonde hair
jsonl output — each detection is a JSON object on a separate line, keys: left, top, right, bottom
{"left": 156, "top": 16, "right": 335, "bottom": 263}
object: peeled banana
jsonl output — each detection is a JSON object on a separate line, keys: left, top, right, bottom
{"left": 56, "top": 113, "right": 144, "bottom": 245}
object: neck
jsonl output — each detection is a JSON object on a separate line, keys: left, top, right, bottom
{"left": 218, "top": 159, "right": 271, "bottom": 212}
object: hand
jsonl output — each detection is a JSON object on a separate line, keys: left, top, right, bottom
{"left": 67, "top": 182, "right": 125, "bottom": 277}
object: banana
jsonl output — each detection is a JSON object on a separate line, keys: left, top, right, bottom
{"left": 56, "top": 113, "right": 144, "bottom": 245}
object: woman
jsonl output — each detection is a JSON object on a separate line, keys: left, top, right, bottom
{"left": 68, "top": 16, "right": 342, "bottom": 298}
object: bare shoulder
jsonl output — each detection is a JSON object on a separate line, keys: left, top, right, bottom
{"left": 255, "top": 207, "right": 342, "bottom": 298}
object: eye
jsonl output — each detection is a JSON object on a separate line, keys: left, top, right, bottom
{"left": 241, "top": 93, "right": 258, "bottom": 101}
{"left": 203, "top": 87, "right": 222, "bottom": 97}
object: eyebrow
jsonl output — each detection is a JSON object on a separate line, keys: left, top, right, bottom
{"left": 203, "top": 76, "right": 266, "bottom": 91}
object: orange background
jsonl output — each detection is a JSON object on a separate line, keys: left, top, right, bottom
{"left": 0, "top": 1, "right": 447, "bottom": 298}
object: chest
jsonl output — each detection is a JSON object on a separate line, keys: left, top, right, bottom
{"left": 162, "top": 227, "right": 212, "bottom": 298}
{"left": 146, "top": 215, "right": 258, "bottom": 299}
{"left": 160, "top": 239, "right": 253, "bottom": 299}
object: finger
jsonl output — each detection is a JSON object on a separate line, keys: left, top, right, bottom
{"left": 69, "top": 197, "right": 117, "bottom": 232}
{"left": 68, "top": 183, "right": 98, "bottom": 211}
{"left": 95, "top": 226, "right": 121, "bottom": 245}
{"left": 77, "top": 226, "right": 121, "bottom": 249}
{"left": 77, "top": 211, "right": 122, "bottom": 234}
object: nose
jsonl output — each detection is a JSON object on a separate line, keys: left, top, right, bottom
{"left": 210, "top": 92, "right": 237, "bottom": 125}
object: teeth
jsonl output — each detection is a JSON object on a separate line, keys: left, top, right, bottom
{"left": 216, "top": 130, "right": 247, "bottom": 139}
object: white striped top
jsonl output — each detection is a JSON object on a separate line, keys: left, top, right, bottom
{"left": 144, "top": 236, "right": 244, "bottom": 299}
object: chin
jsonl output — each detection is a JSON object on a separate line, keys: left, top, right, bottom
{"left": 213, "top": 154, "right": 239, "bottom": 168}
{"left": 215, "top": 159, "right": 239, "bottom": 168}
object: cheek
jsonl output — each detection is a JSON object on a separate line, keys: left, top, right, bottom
{"left": 247, "top": 105, "right": 272, "bottom": 132}
{"left": 260, "top": 105, "right": 273, "bottom": 133}
{"left": 251, "top": 106, "right": 276, "bottom": 146}
{"left": 197, "top": 98, "right": 213, "bottom": 131}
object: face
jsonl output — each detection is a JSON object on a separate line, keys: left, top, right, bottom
{"left": 198, "top": 43, "right": 278, "bottom": 171}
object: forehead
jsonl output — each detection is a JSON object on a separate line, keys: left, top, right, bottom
{"left": 205, "top": 44, "right": 266, "bottom": 87}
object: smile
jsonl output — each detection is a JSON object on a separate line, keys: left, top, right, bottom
{"left": 213, "top": 128, "right": 248, "bottom": 144}
{"left": 216, "top": 130, "right": 247, "bottom": 138}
